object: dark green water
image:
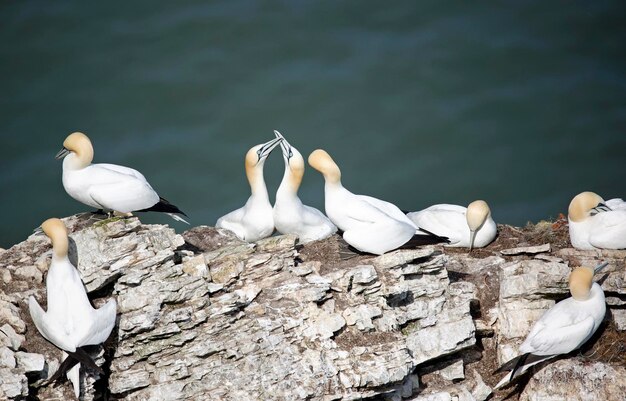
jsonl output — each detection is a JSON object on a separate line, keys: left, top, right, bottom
{"left": 1, "top": 1, "right": 625, "bottom": 248}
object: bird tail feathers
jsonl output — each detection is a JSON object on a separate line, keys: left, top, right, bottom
{"left": 167, "top": 213, "right": 190, "bottom": 225}
{"left": 493, "top": 353, "right": 554, "bottom": 389}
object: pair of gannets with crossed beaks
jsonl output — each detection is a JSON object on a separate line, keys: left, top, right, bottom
{"left": 29, "top": 218, "right": 117, "bottom": 397}
{"left": 216, "top": 136, "right": 283, "bottom": 242}
{"left": 56, "top": 132, "right": 189, "bottom": 224}
{"left": 272, "top": 131, "right": 337, "bottom": 243}
{"left": 494, "top": 262, "right": 608, "bottom": 389}
{"left": 406, "top": 200, "right": 497, "bottom": 250}
{"left": 308, "top": 149, "right": 449, "bottom": 255}
{"left": 568, "top": 191, "right": 626, "bottom": 250}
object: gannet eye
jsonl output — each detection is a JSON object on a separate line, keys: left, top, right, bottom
{"left": 257, "top": 148, "right": 263, "bottom": 160}
{"left": 288, "top": 148, "right": 293, "bottom": 158}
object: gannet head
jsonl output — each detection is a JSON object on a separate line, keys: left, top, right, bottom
{"left": 568, "top": 191, "right": 605, "bottom": 222}
{"left": 274, "top": 130, "right": 304, "bottom": 185}
{"left": 308, "top": 149, "right": 341, "bottom": 184}
{"left": 245, "top": 137, "right": 282, "bottom": 170}
{"left": 569, "top": 262, "right": 607, "bottom": 300}
{"left": 56, "top": 132, "right": 94, "bottom": 169}
{"left": 41, "top": 218, "right": 69, "bottom": 259}
{"left": 466, "top": 200, "right": 491, "bottom": 251}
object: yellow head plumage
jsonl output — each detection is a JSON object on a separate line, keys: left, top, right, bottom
{"left": 61, "top": 132, "right": 94, "bottom": 168}
{"left": 569, "top": 266, "right": 594, "bottom": 301}
{"left": 308, "top": 149, "right": 341, "bottom": 184}
{"left": 41, "top": 218, "right": 69, "bottom": 259}
{"left": 568, "top": 191, "right": 604, "bottom": 223}
{"left": 466, "top": 200, "right": 491, "bottom": 251}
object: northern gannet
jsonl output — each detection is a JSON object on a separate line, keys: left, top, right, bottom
{"left": 494, "top": 262, "right": 608, "bottom": 389}
{"left": 308, "top": 149, "right": 448, "bottom": 255}
{"left": 216, "top": 137, "right": 282, "bottom": 242}
{"left": 56, "top": 132, "right": 188, "bottom": 223}
{"left": 568, "top": 191, "right": 626, "bottom": 250}
{"left": 272, "top": 131, "right": 337, "bottom": 243}
{"left": 407, "top": 200, "right": 497, "bottom": 250}
{"left": 28, "top": 218, "right": 117, "bottom": 397}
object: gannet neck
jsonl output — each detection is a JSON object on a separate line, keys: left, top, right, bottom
{"left": 62, "top": 132, "right": 94, "bottom": 169}
{"left": 569, "top": 267, "right": 594, "bottom": 301}
{"left": 568, "top": 191, "right": 604, "bottom": 222}
{"left": 244, "top": 148, "right": 269, "bottom": 199}
{"left": 245, "top": 165, "right": 269, "bottom": 199}
{"left": 280, "top": 154, "right": 305, "bottom": 195}
{"left": 41, "top": 218, "right": 69, "bottom": 260}
{"left": 308, "top": 149, "right": 341, "bottom": 185}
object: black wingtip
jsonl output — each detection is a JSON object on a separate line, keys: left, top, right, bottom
{"left": 415, "top": 226, "right": 450, "bottom": 243}
{"left": 398, "top": 226, "right": 450, "bottom": 248}
{"left": 138, "top": 196, "right": 188, "bottom": 217}
{"left": 46, "top": 347, "right": 103, "bottom": 385}
{"left": 494, "top": 354, "right": 522, "bottom": 374}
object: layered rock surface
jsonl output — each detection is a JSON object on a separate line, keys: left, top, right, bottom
{"left": 0, "top": 215, "right": 624, "bottom": 400}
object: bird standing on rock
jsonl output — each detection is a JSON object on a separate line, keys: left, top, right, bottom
{"left": 56, "top": 132, "right": 189, "bottom": 223}
{"left": 407, "top": 200, "right": 497, "bottom": 250}
{"left": 494, "top": 262, "right": 608, "bottom": 389}
{"left": 29, "top": 218, "right": 117, "bottom": 397}
{"left": 272, "top": 131, "right": 337, "bottom": 243}
{"left": 216, "top": 136, "right": 283, "bottom": 242}
{"left": 568, "top": 191, "right": 626, "bottom": 250}
{"left": 308, "top": 149, "right": 448, "bottom": 255}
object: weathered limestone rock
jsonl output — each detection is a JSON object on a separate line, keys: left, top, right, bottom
{"left": 520, "top": 359, "right": 626, "bottom": 401}
{"left": 437, "top": 359, "right": 464, "bottom": 381}
{"left": 500, "top": 244, "right": 551, "bottom": 255}
{"left": 0, "top": 215, "right": 623, "bottom": 401}
{"left": 14, "top": 351, "right": 45, "bottom": 373}
{"left": 496, "top": 259, "right": 571, "bottom": 363}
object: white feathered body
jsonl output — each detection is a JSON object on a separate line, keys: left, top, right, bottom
{"left": 273, "top": 191, "right": 336, "bottom": 243}
{"left": 323, "top": 183, "right": 417, "bottom": 255}
{"left": 216, "top": 195, "right": 275, "bottom": 242}
{"left": 495, "top": 282, "right": 605, "bottom": 388}
{"left": 29, "top": 256, "right": 116, "bottom": 352}
{"left": 407, "top": 204, "right": 496, "bottom": 248}
{"left": 62, "top": 158, "right": 159, "bottom": 212}
{"left": 520, "top": 283, "right": 605, "bottom": 356}
{"left": 569, "top": 198, "right": 626, "bottom": 250}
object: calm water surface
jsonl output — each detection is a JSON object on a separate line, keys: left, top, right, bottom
{"left": 1, "top": 1, "right": 625, "bottom": 247}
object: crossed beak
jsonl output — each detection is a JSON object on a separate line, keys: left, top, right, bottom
{"left": 274, "top": 130, "right": 292, "bottom": 162}
{"left": 258, "top": 137, "right": 282, "bottom": 161}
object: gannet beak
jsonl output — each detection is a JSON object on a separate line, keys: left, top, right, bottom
{"left": 593, "top": 261, "right": 609, "bottom": 274}
{"left": 469, "top": 230, "right": 477, "bottom": 252}
{"left": 258, "top": 137, "right": 282, "bottom": 160}
{"left": 273, "top": 130, "right": 285, "bottom": 141}
{"left": 590, "top": 203, "right": 611, "bottom": 215}
{"left": 274, "top": 130, "right": 293, "bottom": 161}
{"left": 55, "top": 147, "right": 70, "bottom": 160}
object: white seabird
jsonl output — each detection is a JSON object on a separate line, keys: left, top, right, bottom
{"left": 56, "top": 132, "right": 188, "bottom": 223}
{"left": 568, "top": 191, "right": 626, "bottom": 250}
{"left": 308, "top": 149, "right": 448, "bottom": 255}
{"left": 28, "top": 218, "right": 117, "bottom": 397}
{"left": 407, "top": 200, "right": 497, "bottom": 250}
{"left": 494, "top": 262, "right": 608, "bottom": 389}
{"left": 272, "top": 131, "right": 337, "bottom": 243}
{"left": 216, "top": 137, "right": 282, "bottom": 242}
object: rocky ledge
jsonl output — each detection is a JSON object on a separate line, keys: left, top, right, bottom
{"left": 0, "top": 215, "right": 624, "bottom": 401}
